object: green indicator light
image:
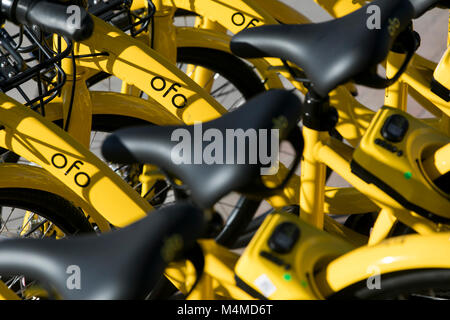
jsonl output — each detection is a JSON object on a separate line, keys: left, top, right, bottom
{"left": 300, "top": 280, "right": 308, "bottom": 288}
{"left": 283, "top": 273, "right": 292, "bottom": 281}
{"left": 404, "top": 171, "right": 412, "bottom": 180}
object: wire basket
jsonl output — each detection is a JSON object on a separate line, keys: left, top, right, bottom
{"left": 0, "top": 23, "right": 72, "bottom": 114}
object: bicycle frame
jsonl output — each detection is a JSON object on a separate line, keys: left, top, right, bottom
{"left": 150, "top": 0, "right": 374, "bottom": 146}
{"left": 385, "top": 51, "right": 450, "bottom": 130}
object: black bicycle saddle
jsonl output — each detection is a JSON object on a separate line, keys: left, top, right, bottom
{"left": 230, "top": 0, "right": 416, "bottom": 97}
{"left": 102, "top": 89, "right": 303, "bottom": 209}
{"left": 0, "top": 203, "right": 205, "bottom": 299}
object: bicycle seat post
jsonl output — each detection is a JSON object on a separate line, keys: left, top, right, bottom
{"left": 299, "top": 88, "right": 338, "bottom": 229}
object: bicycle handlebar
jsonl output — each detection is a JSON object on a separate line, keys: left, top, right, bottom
{"left": 1, "top": 0, "right": 93, "bottom": 41}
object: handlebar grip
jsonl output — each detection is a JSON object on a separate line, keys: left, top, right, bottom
{"left": 2, "top": 0, "right": 93, "bottom": 41}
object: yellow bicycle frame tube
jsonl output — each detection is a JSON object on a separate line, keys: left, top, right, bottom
{"left": 163, "top": 0, "right": 275, "bottom": 32}
{"left": 384, "top": 52, "right": 450, "bottom": 134}
{"left": 314, "top": 0, "right": 364, "bottom": 17}
{"left": 45, "top": 92, "right": 183, "bottom": 127}
{"left": 165, "top": 239, "right": 255, "bottom": 300}
{"left": 75, "top": 16, "right": 227, "bottom": 124}
{"left": 0, "top": 93, "right": 150, "bottom": 228}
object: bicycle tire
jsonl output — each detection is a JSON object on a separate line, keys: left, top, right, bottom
{"left": 330, "top": 268, "right": 450, "bottom": 300}
{"left": 176, "top": 47, "right": 266, "bottom": 100}
{"left": 0, "top": 188, "right": 93, "bottom": 235}
{"left": 0, "top": 187, "right": 94, "bottom": 298}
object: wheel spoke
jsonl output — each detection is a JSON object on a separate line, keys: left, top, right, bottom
{"left": 0, "top": 207, "right": 15, "bottom": 233}
{"left": 17, "top": 213, "right": 37, "bottom": 235}
{"left": 22, "top": 219, "right": 48, "bottom": 238}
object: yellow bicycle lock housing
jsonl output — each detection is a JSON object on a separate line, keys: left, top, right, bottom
{"left": 351, "top": 106, "right": 450, "bottom": 220}
{"left": 234, "top": 211, "right": 354, "bottom": 299}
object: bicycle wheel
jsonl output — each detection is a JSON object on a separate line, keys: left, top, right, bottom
{"left": 0, "top": 188, "right": 93, "bottom": 299}
{"left": 330, "top": 269, "right": 450, "bottom": 300}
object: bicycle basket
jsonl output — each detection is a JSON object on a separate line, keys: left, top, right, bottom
{"left": 0, "top": 23, "right": 72, "bottom": 113}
